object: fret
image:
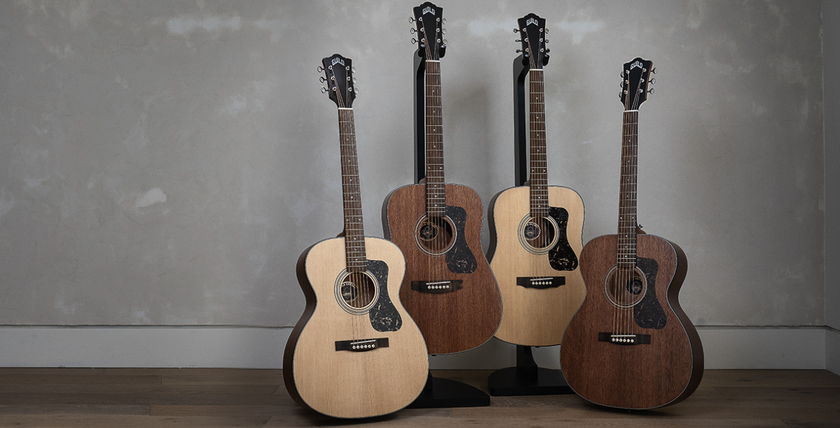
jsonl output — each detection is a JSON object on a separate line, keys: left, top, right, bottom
{"left": 528, "top": 69, "right": 550, "bottom": 216}
{"left": 424, "top": 60, "right": 446, "bottom": 216}
{"left": 616, "top": 110, "right": 639, "bottom": 265}
{"left": 337, "top": 108, "right": 367, "bottom": 270}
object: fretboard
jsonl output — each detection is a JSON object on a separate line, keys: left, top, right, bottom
{"left": 528, "top": 69, "right": 549, "bottom": 217}
{"left": 338, "top": 108, "right": 367, "bottom": 273}
{"left": 425, "top": 60, "right": 446, "bottom": 217}
{"left": 617, "top": 110, "right": 639, "bottom": 269}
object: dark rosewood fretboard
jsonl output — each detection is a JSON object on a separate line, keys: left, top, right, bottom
{"left": 424, "top": 60, "right": 445, "bottom": 217}
{"left": 338, "top": 108, "right": 367, "bottom": 273}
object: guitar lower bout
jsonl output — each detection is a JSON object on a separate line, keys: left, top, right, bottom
{"left": 488, "top": 185, "right": 586, "bottom": 346}
{"left": 382, "top": 183, "right": 502, "bottom": 354}
{"left": 283, "top": 237, "right": 428, "bottom": 418}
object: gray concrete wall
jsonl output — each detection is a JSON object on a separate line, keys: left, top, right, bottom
{"left": 0, "top": 0, "right": 828, "bottom": 368}
{"left": 823, "top": 0, "right": 840, "bottom": 374}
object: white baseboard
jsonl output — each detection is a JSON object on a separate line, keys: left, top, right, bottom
{"left": 0, "top": 325, "right": 830, "bottom": 370}
{"left": 0, "top": 326, "right": 290, "bottom": 368}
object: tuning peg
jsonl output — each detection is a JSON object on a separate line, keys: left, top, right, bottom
{"left": 321, "top": 87, "right": 327, "bottom": 94}
{"left": 317, "top": 65, "right": 324, "bottom": 72}
{"left": 411, "top": 37, "right": 417, "bottom": 44}
{"left": 410, "top": 27, "right": 416, "bottom": 34}
{"left": 515, "top": 39, "right": 521, "bottom": 42}
{"left": 409, "top": 16, "right": 415, "bottom": 24}
{"left": 545, "top": 28, "right": 549, "bottom": 34}
{"left": 648, "top": 87, "right": 655, "bottom": 95}
{"left": 513, "top": 27, "right": 519, "bottom": 33}
{"left": 354, "top": 87, "right": 359, "bottom": 94}
{"left": 650, "top": 78, "right": 656, "bottom": 85}
{"left": 319, "top": 76, "right": 326, "bottom": 83}
{"left": 544, "top": 39, "right": 549, "bottom": 44}
{"left": 651, "top": 67, "right": 657, "bottom": 74}
{"left": 516, "top": 49, "right": 522, "bottom": 54}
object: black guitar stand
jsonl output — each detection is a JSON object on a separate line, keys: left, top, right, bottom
{"left": 486, "top": 54, "right": 573, "bottom": 397}
{"left": 406, "top": 49, "right": 490, "bottom": 409}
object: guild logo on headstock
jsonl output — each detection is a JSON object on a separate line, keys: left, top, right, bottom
{"left": 630, "top": 60, "right": 643, "bottom": 70}
{"left": 331, "top": 57, "right": 345, "bottom": 67}
{"left": 423, "top": 6, "right": 435, "bottom": 15}
{"left": 526, "top": 17, "right": 538, "bottom": 27}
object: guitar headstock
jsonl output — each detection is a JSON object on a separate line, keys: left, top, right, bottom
{"left": 320, "top": 54, "right": 356, "bottom": 108}
{"left": 619, "top": 57, "right": 655, "bottom": 110}
{"left": 412, "top": 2, "right": 445, "bottom": 60}
{"left": 516, "top": 13, "right": 549, "bottom": 69}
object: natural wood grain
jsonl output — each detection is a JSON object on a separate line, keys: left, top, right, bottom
{"left": 0, "top": 368, "right": 837, "bottom": 427}
{"left": 560, "top": 234, "right": 703, "bottom": 409}
{"left": 283, "top": 237, "right": 429, "bottom": 419}
{"left": 488, "top": 185, "right": 586, "bottom": 346}
{"left": 383, "top": 183, "right": 502, "bottom": 354}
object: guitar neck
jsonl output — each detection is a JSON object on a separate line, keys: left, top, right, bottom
{"left": 424, "top": 60, "right": 446, "bottom": 216}
{"left": 338, "top": 108, "right": 367, "bottom": 272}
{"left": 617, "top": 110, "right": 639, "bottom": 268}
{"left": 528, "top": 69, "right": 548, "bottom": 217}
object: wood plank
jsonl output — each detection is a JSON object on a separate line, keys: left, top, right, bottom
{"left": 0, "top": 369, "right": 837, "bottom": 427}
{"left": 0, "top": 415, "right": 271, "bottom": 427}
{"left": 0, "top": 405, "right": 149, "bottom": 415}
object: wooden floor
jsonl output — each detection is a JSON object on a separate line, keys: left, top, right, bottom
{"left": 0, "top": 368, "right": 838, "bottom": 427}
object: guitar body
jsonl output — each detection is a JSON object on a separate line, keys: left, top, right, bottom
{"left": 383, "top": 183, "right": 502, "bottom": 354}
{"left": 488, "top": 185, "right": 586, "bottom": 346}
{"left": 283, "top": 237, "right": 428, "bottom": 419}
{"left": 560, "top": 233, "right": 704, "bottom": 409}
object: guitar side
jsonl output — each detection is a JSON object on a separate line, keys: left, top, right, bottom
{"left": 283, "top": 237, "right": 429, "bottom": 419}
{"left": 560, "top": 233, "right": 704, "bottom": 410}
{"left": 488, "top": 185, "right": 586, "bottom": 346}
{"left": 383, "top": 183, "right": 502, "bottom": 355}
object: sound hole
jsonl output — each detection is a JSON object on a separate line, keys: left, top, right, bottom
{"left": 604, "top": 266, "right": 647, "bottom": 308}
{"left": 339, "top": 271, "right": 377, "bottom": 311}
{"left": 524, "top": 216, "right": 556, "bottom": 249}
{"left": 415, "top": 215, "right": 455, "bottom": 255}
{"left": 518, "top": 214, "right": 559, "bottom": 254}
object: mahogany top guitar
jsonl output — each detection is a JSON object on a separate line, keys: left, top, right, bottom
{"left": 283, "top": 54, "right": 428, "bottom": 419}
{"left": 487, "top": 13, "right": 586, "bottom": 347}
{"left": 382, "top": 2, "right": 502, "bottom": 355}
{"left": 560, "top": 58, "right": 704, "bottom": 409}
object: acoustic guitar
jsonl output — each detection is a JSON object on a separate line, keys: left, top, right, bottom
{"left": 283, "top": 54, "right": 428, "bottom": 419}
{"left": 559, "top": 58, "right": 704, "bottom": 409}
{"left": 382, "top": 2, "right": 502, "bottom": 355}
{"left": 487, "top": 13, "right": 586, "bottom": 347}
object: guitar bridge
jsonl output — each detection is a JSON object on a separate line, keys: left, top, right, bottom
{"left": 411, "top": 280, "right": 463, "bottom": 293}
{"left": 516, "top": 276, "right": 565, "bottom": 289}
{"left": 335, "top": 338, "right": 389, "bottom": 352}
{"left": 598, "top": 332, "right": 651, "bottom": 346}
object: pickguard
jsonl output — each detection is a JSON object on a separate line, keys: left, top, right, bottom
{"left": 634, "top": 256, "right": 667, "bottom": 329}
{"left": 444, "top": 205, "right": 477, "bottom": 274}
{"left": 547, "top": 207, "right": 578, "bottom": 271}
{"left": 367, "top": 259, "right": 402, "bottom": 332}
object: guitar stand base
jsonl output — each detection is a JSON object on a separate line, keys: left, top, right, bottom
{"left": 488, "top": 366, "right": 573, "bottom": 396}
{"left": 488, "top": 345, "right": 574, "bottom": 396}
{"left": 407, "top": 373, "right": 490, "bottom": 408}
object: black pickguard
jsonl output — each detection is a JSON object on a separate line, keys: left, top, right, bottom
{"left": 444, "top": 205, "right": 477, "bottom": 274}
{"left": 548, "top": 207, "right": 578, "bottom": 271}
{"left": 634, "top": 256, "right": 667, "bottom": 329}
{"left": 367, "top": 259, "right": 402, "bottom": 332}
